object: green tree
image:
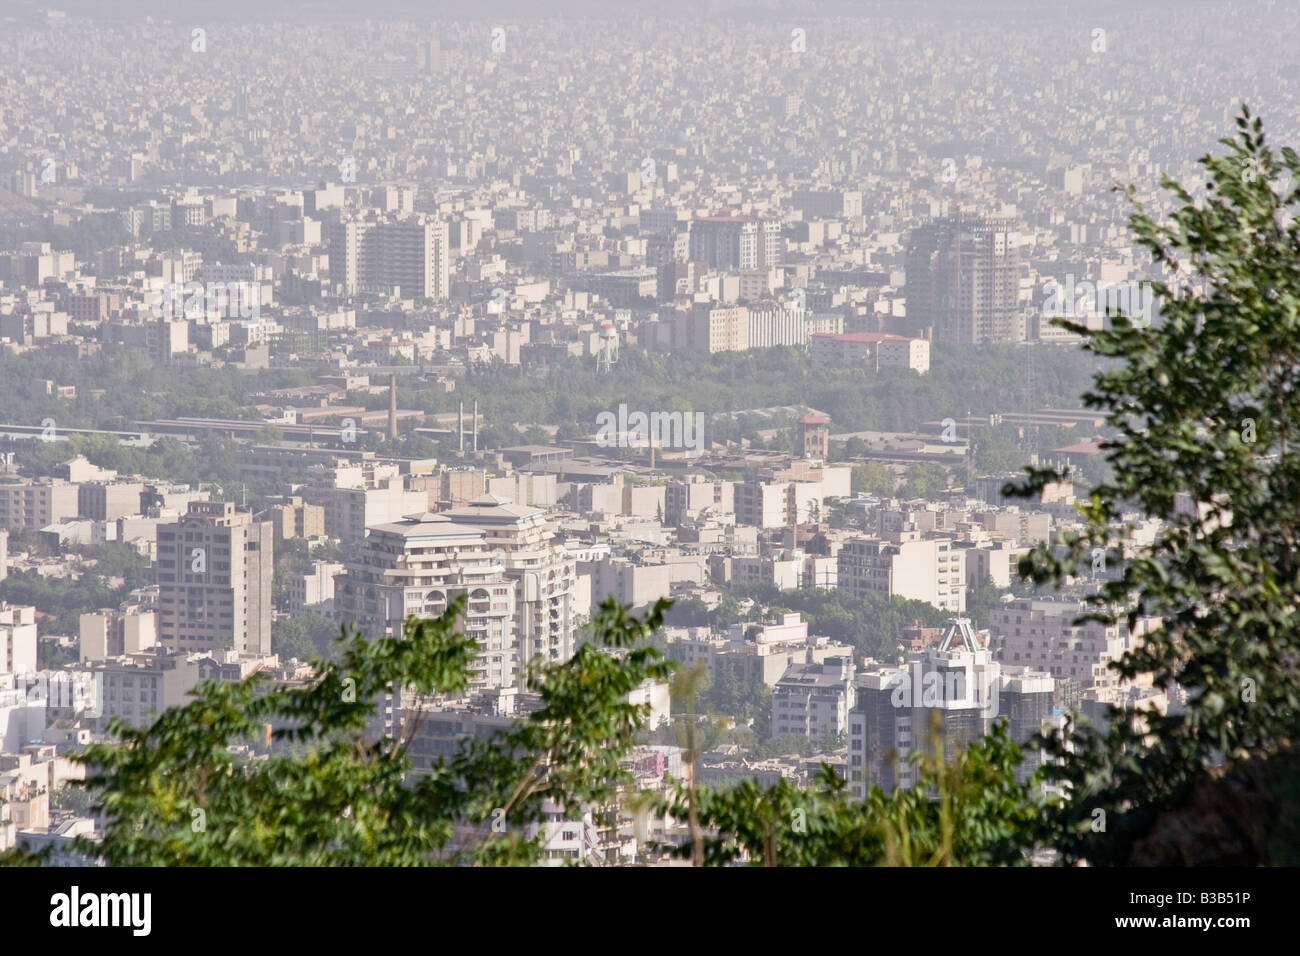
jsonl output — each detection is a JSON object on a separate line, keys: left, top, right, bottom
{"left": 899, "top": 462, "right": 948, "bottom": 500}
{"left": 851, "top": 461, "right": 896, "bottom": 497}
{"left": 660, "top": 718, "right": 1041, "bottom": 866}
{"left": 5, "top": 597, "right": 672, "bottom": 866}
{"left": 1011, "top": 109, "right": 1300, "bottom": 865}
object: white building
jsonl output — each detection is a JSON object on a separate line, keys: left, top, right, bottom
{"left": 334, "top": 513, "right": 517, "bottom": 691}
{"left": 837, "top": 534, "right": 966, "bottom": 612}
{"left": 810, "top": 332, "right": 930, "bottom": 374}
{"left": 0, "top": 604, "right": 38, "bottom": 675}
{"left": 440, "top": 496, "right": 580, "bottom": 669}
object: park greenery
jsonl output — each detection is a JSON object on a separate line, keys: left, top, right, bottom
{"left": 3, "top": 330, "right": 1100, "bottom": 494}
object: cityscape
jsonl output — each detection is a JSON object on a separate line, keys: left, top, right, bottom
{"left": 0, "top": 0, "right": 1294, "bottom": 909}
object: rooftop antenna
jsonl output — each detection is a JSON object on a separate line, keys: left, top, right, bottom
{"left": 938, "top": 617, "right": 979, "bottom": 653}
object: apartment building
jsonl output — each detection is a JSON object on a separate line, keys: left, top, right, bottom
{"left": 155, "top": 501, "right": 274, "bottom": 655}
{"left": 771, "top": 656, "right": 856, "bottom": 742}
{"left": 79, "top": 650, "right": 205, "bottom": 730}
{"left": 306, "top": 475, "right": 428, "bottom": 545}
{"left": 988, "top": 598, "right": 1150, "bottom": 690}
{"left": 79, "top": 607, "right": 157, "bottom": 660}
{"left": 360, "top": 218, "right": 450, "bottom": 300}
{"left": 77, "top": 480, "right": 144, "bottom": 521}
{"left": 260, "top": 495, "right": 327, "bottom": 549}
{"left": 905, "top": 214, "right": 1022, "bottom": 345}
{"left": 664, "top": 476, "right": 734, "bottom": 525}
{"left": 746, "top": 307, "right": 809, "bottom": 348}
{"left": 289, "top": 561, "right": 344, "bottom": 614}
{"left": 959, "top": 539, "right": 1031, "bottom": 589}
{"left": 791, "top": 188, "right": 863, "bottom": 219}
{"left": 666, "top": 614, "right": 855, "bottom": 687}
{"left": 688, "top": 304, "right": 749, "bottom": 353}
{"left": 584, "top": 558, "right": 674, "bottom": 612}
{"left": 848, "top": 619, "right": 1054, "bottom": 794}
{"left": 441, "top": 496, "right": 579, "bottom": 668}
{"left": 837, "top": 533, "right": 966, "bottom": 612}
{"left": 0, "top": 479, "right": 79, "bottom": 530}
{"left": 735, "top": 479, "right": 790, "bottom": 528}
{"left": 0, "top": 605, "right": 38, "bottom": 675}
{"left": 688, "top": 216, "right": 782, "bottom": 271}
{"left": 334, "top": 512, "right": 517, "bottom": 691}
{"left": 809, "top": 332, "right": 930, "bottom": 374}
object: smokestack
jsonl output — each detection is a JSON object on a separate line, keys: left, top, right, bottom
{"left": 458, "top": 401, "right": 464, "bottom": 452}
{"left": 473, "top": 399, "right": 479, "bottom": 453}
{"left": 388, "top": 373, "right": 398, "bottom": 441}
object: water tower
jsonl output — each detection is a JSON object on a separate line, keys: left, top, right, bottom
{"left": 596, "top": 322, "right": 619, "bottom": 373}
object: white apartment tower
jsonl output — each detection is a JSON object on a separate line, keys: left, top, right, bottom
{"left": 334, "top": 513, "right": 517, "bottom": 691}
{"left": 441, "top": 495, "right": 579, "bottom": 671}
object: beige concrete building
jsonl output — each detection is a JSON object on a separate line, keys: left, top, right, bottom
{"left": 838, "top": 533, "right": 967, "bottom": 612}
{"left": 155, "top": 501, "right": 273, "bottom": 655}
{"left": 0, "top": 604, "right": 38, "bottom": 674}
{"left": 0, "top": 479, "right": 79, "bottom": 530}
{"left": 79, "top": 607, "right": 157, "bottom": 661}
{"left": 988, "top": 598, "right": 1156, "bottom": 690}
{"left": 260, "top": 496, "right": 327, "bottom": 550}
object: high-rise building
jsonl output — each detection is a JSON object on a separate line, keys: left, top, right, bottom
{"left": 440, "top": 495, "right": 579, "bottom": 671}
{"left": 155, "top": 502, "right": 273, "bottom": 656}
{"left": 688, "top": 304, "right": 749, "bottom": 353}
{"left": 360, "top": 218, "right": 450, "bottom": 300}
{"left": 0, "top": 604, "right": 37, "bottom": 674}
{"left": 792, "top": 188, "right": 863, "bottom": 219}
{"left": 847, "top": 618, "right": 1054, "bottom": 795}
{"left": 746, "top": 307, "right": 808, "bottom": 348}
{"left": 771, "top": 656, "right": 856, "bottom": 741}
{"left": 988, "top": 598, "right": 1154, "bottom": 691}
{"left": 689, "top": 216, "right": 782, "bottom": 271}
{"left": 326, "top": 219, "right": 361, "bottom": 295}
{"left": 906, "top": 214, "right": 1022, "bottom": 344}
{"left": 334, "top": 512, "right": 517, "bottom": 691}
{"left": 424, "top": 32, "right": 443, "bottom": 73}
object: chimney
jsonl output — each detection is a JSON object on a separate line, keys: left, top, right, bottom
{"left": 458, "top": 400, "right": 464, "bottom": 452}
{"left": 388, "top": 374, "right": 398, "bottom": 441}
{"left": 473, "top": 399, "right": 479, "bottom": 453}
